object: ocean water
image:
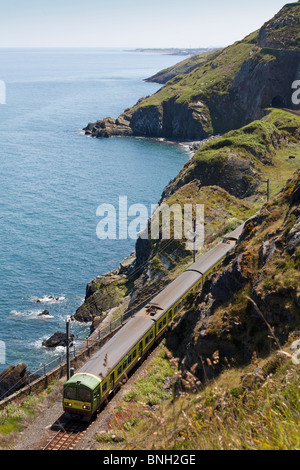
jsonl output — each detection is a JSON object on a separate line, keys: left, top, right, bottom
{"left": 0, "top": 48, "right": 189, "bottom": 374}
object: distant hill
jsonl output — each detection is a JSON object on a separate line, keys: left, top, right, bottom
{"left": 130, "top": 48, "right": 216, "bottom": 57}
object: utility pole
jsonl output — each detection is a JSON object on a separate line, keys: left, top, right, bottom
{"left": 193, "top": 218, "right": 196, "bottom": 263}
{"left": 263, "top": 179, "right": 270, "bottom": 202}
{"left": 66, "top": 319, "right": 70, "bottom": 380}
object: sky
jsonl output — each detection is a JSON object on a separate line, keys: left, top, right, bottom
{"left": 0, "top": 0, "right": 291, "bottom": 48}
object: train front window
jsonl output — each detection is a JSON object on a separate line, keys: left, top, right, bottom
{"left": 78, "top": 388, "right": 91, "bottom": 402}
{"left": 64, "top": 386, "right": 77, "bottom": 400}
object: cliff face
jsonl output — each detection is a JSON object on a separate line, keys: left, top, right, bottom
{"left": 258, "top": 2, "right": 300, "bottom": 50}
{"left": 84, "top": 2, "right": 300, "bottom": 141}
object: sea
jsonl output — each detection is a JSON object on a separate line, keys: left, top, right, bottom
{"left": 0, "top": 48, "right": 190, "bottom": 375}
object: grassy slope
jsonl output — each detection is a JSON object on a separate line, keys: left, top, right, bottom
{"left": 162, "top": 109, "right": 300, "bottom": 201}
{"left": 94, "top": 343, "right": 300, "bottom": 450}
{"left": 146, "top": 49, "right": 221, "bottom": 84}
{"left": 128, "top": 182, "right": 256, "bottom": 312}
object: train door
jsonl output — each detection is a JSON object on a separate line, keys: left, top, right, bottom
{"left": 93, "top": 386, "right": 101, "bottom": 411}
{"left": 109, "top": 372, "right": 115, "bottom": 392}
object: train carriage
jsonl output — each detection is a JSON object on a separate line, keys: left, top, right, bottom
{"left": 63, "top": 315, "right": 155, "bottom": 417}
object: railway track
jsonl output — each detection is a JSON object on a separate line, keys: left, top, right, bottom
{"left": 42, "top": 420, "right": 91, "bottom": 450}
{"left": 41, "top": 339, "right": 164, "bottom": 450}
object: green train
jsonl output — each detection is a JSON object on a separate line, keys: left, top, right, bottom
{"left": 63, "top": 224, "right": 244, "bottom": 419}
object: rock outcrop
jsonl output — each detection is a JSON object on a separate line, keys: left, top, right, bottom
{"left": 72, "top": 253, "right": 136, "bottom": 323}
{"left": 42, "top": 331, "right": 74, "bottom": 348}
{"left": 0, "top": 364, "right": 39, "bottom": 398}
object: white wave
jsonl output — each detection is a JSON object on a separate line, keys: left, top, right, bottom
{"left": 32, "top": 338, "right": 47, "bottom": 350}
{"left": 9, "top": 310, "right": 25, "bottom": 317}
{"left": 30, "top": 295, "right": 66, "bottom": 304}
{"left": 9, "top": 309, "right": 54, "bottom": 320}
{"left": 32, "top": 338, "right": 65, "bottom": 353}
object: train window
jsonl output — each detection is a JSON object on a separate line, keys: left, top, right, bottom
{"left": 102, "top": 382, "right": 107, "bottom": 393}
{"left": 145, "top": 335, "right": 149, "bottom": 345}
{"left": 64, "top": 386, "right": 77, "bottom": 400}
{"left": 163, "top": 317, "right": 167, "bottom": 326}
{"left": 78, "top": 388, "right": 91, "bottom": 402}
{"left": 117, "top": 366, "right": 122, "bottom": 376}
{"left": 150, "top": 331, "right": 153, "bottom": 340}
{"left": 128, "top": 354, "right": 132, "bottom": 364}
{"left": 123, "top": 360, "right": 127, "bottom": 371}
{"left": 168, "top": 312, "right": 172, "bottom": 321}
{"left": 158, "top": 321, "right": 162, "bottom": 330}
{"left": 133, "top": 349, "right": 137, "bottom": 359}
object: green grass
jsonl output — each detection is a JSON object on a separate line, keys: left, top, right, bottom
{"left": 0, "top": 380, "right": 63, "bottom": 449}
{"left": 0, "top": 396, "right": 38, "bottom": 441}
{"left": 94, "top": 347, "right": 176, "bottom": 449}
{"left": 94, "top": 344, "right": 300, "bottom": 450}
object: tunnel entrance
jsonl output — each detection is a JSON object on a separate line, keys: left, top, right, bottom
{"left": 272, "top": 95, "right": 286, "bottom": 109}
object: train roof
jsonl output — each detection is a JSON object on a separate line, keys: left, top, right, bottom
{"left": 137, "top": 224, "right": 245, "bottom": 318}
{"left": 65, "top": 372, "right": 101, "bottom": 389}
{"left": 186, "top": 239, "right": 234, "bottom": 275}
{"left": 75, "top": 315, "right": 155, "bottom": 380}
{"left": 137, "top": 270, "right": 202, "bottom": 317}
{"left": 223, "top": 223, "right": 245, "bottom": 241}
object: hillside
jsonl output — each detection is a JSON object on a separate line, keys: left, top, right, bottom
{"left": 91, "top": 170, "right": 300, "bottom": 451}
{"left": 84, "top": 2, "right": 300, "bottom": 141}
{"left": 74, "top": 108, "right": 299, "bottom": 324}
